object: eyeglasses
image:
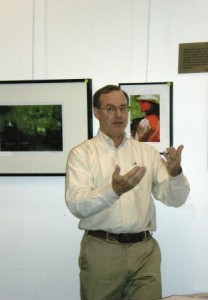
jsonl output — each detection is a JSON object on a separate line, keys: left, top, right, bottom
{"left": 98, "top": 105, "right": 131, "bottom": 114}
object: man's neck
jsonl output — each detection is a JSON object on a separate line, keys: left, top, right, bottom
{"left": 113, "top": 136, "right": 124, "bottom": 148}
{"left": 99, "top": 129, "right": 125, "bottom": 148}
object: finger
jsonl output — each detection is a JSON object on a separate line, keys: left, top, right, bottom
{"left": 137, "top": 167, "right": 146, "bottom": 178}
{"left": 121, "top": 168, "right": 145, "bottom": 189}
{"left": 165, "top": 146, "right": 179, "bottom": 160}
{"left": 166, "top": 146, "right": 175, "bottom": 156}
{"left": 125, "top": 166, "right": 143, "bottom": 179}
{"left": 126, "top": 166, "right": 146, "bottom": 183}
{"left": 169, "top": 145, "right": 184, "bottom": 161}
{"left": 130, "top": 167, "right": 146, "bottom": 186}
{"left": 177, "top": 144, "right": 184, "bottom": 155}
{"left": 164, "top": 152, "right": 169, "bottom": 159}
{"left": 163, "top": 151, "right": 171, "bottom": 161}
{"left": 113, "top": 165, "right": 121, "bottom": 177}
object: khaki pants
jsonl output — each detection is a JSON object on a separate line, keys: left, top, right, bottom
{"left": 79, "top": 233, "right": 162, "bottom": 300}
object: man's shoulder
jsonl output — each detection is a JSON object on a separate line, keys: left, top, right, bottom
{"left": 70, "top": 136, "right": 97, "bottom": 154}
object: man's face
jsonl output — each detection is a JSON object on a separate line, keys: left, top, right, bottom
{"left": 94, "top": 90, "right": 128, "bottom": 141}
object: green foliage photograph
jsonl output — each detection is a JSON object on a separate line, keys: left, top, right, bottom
{"left": 0, "top": 104, "right": 63, "bottom": 151}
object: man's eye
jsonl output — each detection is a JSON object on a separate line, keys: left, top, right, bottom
{"left": 106, "top": 107, "right": 115, "bottom": 112}
{"left": 120, "top": 106, "right": 127, "bottom": 111}
{"left": 120, "top": 106, "right": 129, "bottom": 112}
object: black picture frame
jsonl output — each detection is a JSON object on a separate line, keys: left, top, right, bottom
{"left": 0, "top": 79, "right": 93, "bottom": 176}
{"left": 119, "top": 82, "right": 173, "bottom": 153}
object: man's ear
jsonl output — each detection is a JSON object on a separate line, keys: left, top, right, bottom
{"left": 94, "top": 107, "right": 100, "bottom": 120}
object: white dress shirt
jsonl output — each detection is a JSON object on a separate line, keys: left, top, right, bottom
{"left": 65, "top": 129, "right": 190, "bottom": 234}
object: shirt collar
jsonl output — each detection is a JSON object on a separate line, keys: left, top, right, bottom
{"left": 97, "top": 129, "right": 127, "bottom": 148}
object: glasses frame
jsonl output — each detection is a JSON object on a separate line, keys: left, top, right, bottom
{"left": 98, "top": 105, "right": 131, "bottom": 114}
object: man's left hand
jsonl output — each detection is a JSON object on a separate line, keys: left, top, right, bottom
{"left": 162, "top": 145, "right": 184, "bottom": 177}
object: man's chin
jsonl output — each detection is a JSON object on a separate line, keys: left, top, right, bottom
{"left": 112, "top": 129, "right": 125, "bottom": 137}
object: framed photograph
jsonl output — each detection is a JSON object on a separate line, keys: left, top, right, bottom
{"left": 119, "top": 82, "right": 173, "bottom": 153}
{"left": 0, "top": 79, "right": 93, "bottom": 176}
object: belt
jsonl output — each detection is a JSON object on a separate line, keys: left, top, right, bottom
{"left": 86, "top": 230, "right": 151, "bottom": 244}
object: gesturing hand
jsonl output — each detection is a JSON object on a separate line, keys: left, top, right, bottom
{"left": 112, "top": 165, "right": 146, "bottom": 196}
{"left": 162, "top": 145, "right": 184, "bottom": 177}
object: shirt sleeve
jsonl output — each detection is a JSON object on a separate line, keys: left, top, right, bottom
{"left": 65, "top": 147, "right": 120, "bottom": 219}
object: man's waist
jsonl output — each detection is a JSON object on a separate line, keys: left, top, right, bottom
{"left": 86, "top": 230, "right": 151, "bottom": 244}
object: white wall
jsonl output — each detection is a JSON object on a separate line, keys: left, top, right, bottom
{"left": 0, "top": 0, "right": 208, "bottom": 299}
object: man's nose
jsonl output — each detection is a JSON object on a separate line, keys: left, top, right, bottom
{"left": 115, "top": 107, "right": 122, "bottom": 116}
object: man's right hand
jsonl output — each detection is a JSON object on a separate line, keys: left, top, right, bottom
{"left": 112, "top": 165, "right": 146, "bottom": 196}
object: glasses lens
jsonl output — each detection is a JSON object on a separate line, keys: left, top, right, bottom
{"left": 106, "top": 106, "right": 116, "bottom": 113}
{"left": 120, "top": 106, "right": 130, "bottom": 112}
{"left": 120, "top": 106, "right": 127, "bottom": 112}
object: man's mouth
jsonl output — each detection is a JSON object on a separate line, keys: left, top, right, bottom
{"left": 112, "top": 121, "right": 123, "bottom": 125}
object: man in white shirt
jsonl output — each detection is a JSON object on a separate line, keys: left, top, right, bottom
{"left": 65, "top": 85, "right": 190, "bottom": 300}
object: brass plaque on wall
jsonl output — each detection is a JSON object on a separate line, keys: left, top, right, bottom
{"left": 178, "top": 42, "right": 208, "bottom": 73}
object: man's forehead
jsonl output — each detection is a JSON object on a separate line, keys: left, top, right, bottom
{"left": 100, "top": 91, "right": 127, "bottom": 104}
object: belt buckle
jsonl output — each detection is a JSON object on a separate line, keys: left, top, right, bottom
{"left": 118, "top": 233, "right": 133, "bottom": 243}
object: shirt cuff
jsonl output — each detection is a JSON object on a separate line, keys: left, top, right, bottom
{"left": 169, "top": 172, "right": 186, "bottom": 186}
{"left": 100, "top": 184, "right": 120, "bottom": 206}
